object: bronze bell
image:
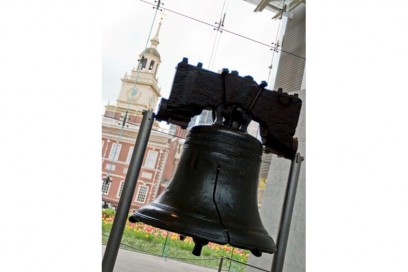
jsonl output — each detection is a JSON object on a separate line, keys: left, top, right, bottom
{"left": 130, "top": 125, "right": 276, "bottom": 257}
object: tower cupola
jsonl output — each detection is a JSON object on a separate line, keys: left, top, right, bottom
{"left": 137, "top": 18, "right": 162, "bottom": 76}
{"left": 112, "top": 18, "right": 163, "bottom": 114}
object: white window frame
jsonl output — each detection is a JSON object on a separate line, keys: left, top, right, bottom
{"left": 102, "top": 179, "right": 111, "bottom": 195}
{"left": 141, "top": 171, "right": 153, "bottom": 179}
{"left": 135, "top": 185, "right": 149, "bottom": 203}
{"left": 144, "top": 150, "right": 158, "bottom": 169}
{"left": 116, "top": 181, "right": 125, "bottom": 198}
{"left": 109, "top": 143, "right": 122, "bottom": 161}
{"left": 105, "top": 163, "right": 116, "bottom": 171}
{"left": 126, "top": 146, "right": 134, "bottom": 163}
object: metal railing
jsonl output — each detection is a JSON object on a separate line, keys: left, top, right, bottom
{"left": 217, "top": 257, "right": 269, "bottom": 272}
{"left": 102, "top": 231, "right": 269, "bottom": 272}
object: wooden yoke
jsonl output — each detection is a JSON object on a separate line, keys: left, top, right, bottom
{"left": 156, "top": 58, "right": 302, "bottom": 160}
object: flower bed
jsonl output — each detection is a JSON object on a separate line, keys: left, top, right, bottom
{"left": 102, "top": 209, "right": 249, "bottom": 270}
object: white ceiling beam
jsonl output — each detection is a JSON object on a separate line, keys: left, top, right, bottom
{"left": 254, "top": 0, "right": 272, "bottom": 12}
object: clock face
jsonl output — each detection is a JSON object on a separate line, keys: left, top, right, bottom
{"left": 129, "top": 87, "right": 138, "bottom": 97}
{"left": 128, "top": 87, "right": 141, "bottom": 100}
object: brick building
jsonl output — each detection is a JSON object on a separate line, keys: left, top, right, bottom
{"left": 101, "top": 20, "right": 185, "bottom": 210}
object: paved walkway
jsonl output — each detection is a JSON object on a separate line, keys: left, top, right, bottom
{"left": 102, "top": 246, "right": 217, "bottom": 272}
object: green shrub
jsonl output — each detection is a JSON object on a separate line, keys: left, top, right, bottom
{"left": 102, "top": 208, "right": 116, "bottom": 218}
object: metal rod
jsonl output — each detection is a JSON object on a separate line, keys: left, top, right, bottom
{"left": 271, "top": 153, "right": 304, "bottom": 272}
{"left": 218, "top": 257, "right": 224, "bottom": 272}
{"left": 162, "top": 231, "right": 169, "bottom": 258}
{"left": 102, "top": 110, "right": 155, "bottom": 272}
{"left": 228, "top": 247, "right": 234, "bottom": 271}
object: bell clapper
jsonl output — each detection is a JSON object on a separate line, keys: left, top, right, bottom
{"left": 192, "top": 237, "right": 209, "bottom": 256}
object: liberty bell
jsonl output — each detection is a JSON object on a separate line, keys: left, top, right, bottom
{"left": 130, "top": 125, "right": 276, "bottom": 257}
{"left": 129, "top": 58, "right": 302, "bottom": 257}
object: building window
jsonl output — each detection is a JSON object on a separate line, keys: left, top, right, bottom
{"left": 144, "top": 150, "right": 158, "bottom": 169}
{"left": 102, "top": 179, "right": 111, "bottom": 195}
{"left": 105, "top": 163, "right": 116, "bottom": 171}
{"left": 109, "top": 143, "right": 122, "bottom": 161}
{"left": 116, "top": 181, "right": 125, "bottom": 198}
{"left": 149, "top": 60, "right": 155, "bottom": 71}
{"left": 123, "top": 167, "right": 128, "bottom": 174}
{"left": 135, "top": 185, "right": 148, "bottom": 203}
{"left": 141, "top": 171, "right": 153, "bottom": 179}
{"left": 126, "top": 146, "right": 134, "bottom": 163}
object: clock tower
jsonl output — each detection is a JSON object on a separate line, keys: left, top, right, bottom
{"left": 105, "top": 19, "right": 163, "bottom": 119}
{"left": 102, "top": 18, "right": 186, "bottom": 211}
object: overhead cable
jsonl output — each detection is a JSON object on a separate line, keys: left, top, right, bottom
{"left": 138, "top": 0, "right": 305, "bottom": 60}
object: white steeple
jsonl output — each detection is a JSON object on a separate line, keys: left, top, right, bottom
{"left": 137, "top": 18, "right": 162, "bottom": 75}
{"left": 150, "top": 17, "right": 162, "bottom": 48}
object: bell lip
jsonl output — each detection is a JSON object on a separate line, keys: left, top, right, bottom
{"left": 229, "top": 240, "right": 277, "bottom": 254}
{"left": 128, "top": 215, "right": 139, "bottom": 223}
{"left": 133, "top": 211, "right": 277, "bottom": 254}
{"left": 226, "top": 223, "right": 278, "bottom": 253}
{"left": 133, "top": 211, "right": 228, "bottom": 245}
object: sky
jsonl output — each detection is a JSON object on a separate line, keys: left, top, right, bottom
{"left": 102, "top": 0, "right": 282, "bottom": 112}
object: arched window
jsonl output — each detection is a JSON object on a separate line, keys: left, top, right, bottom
{"left": 149, "top": 60, "right": 155, "bottom": 71}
